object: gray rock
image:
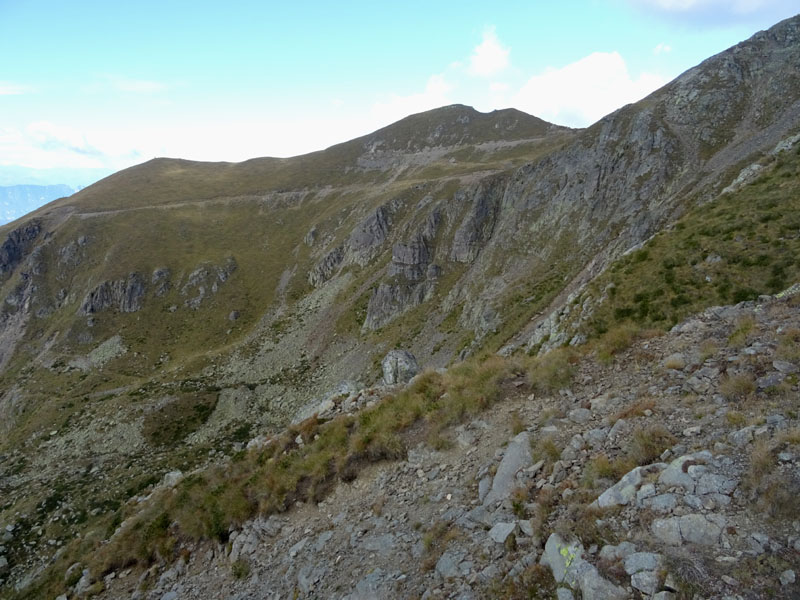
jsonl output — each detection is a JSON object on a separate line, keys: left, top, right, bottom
{"left": 598, "top": 542, "right": 637, "bottom": 562}
{"left": 593, "top": 463, "right": 665, "bottom": 509}
{"left": 478, "top": 476, "right": 491, "bottom": 503}
{"left": 348, "top": 205, "right": 391, "bottom": 266}
{"left": 694, "top": 472, "right": 737, "bottom": 496}
{"left": 488, "top": 522, "right": 517, "bottom": 544}
{"left": 0, "top": 556, "right": 7, "bottom": 574}
{"left": 363, "top": 280, "right": 435, "bottom": 330}
{"left": 658, "top": 455, "right": 698, "bottom": 492}
{"left": 757, "top": 372, "right": 785, "bottom": 390}
{"left": 578, "top": 566, "right": 628, "bottom": 600}
{"left": 556, "top": 588, "right": 575, "bottom": 600}
{"left": 361, "top": 533, "right": 396, "bottom": 556}
{"left": 729, "top": 426, "right": 755, "bottom": 447}
{"left": 342, "top": 567, "right": 387, "bottom": 600}
{"left": 483, "top": 432, "right": 532, "bottom": 506}
{"left": 632, "top": 571, "right": 661, "bottom": 596}
{"left": 653, "top": 593, "right": 677, "bottom": 600}
{"left": 161, "top": 593, "right": 178, "bottom": 600}
{"left": 450, "top": 180, "right": 502, "bottom": 263}
{"left": 381, "top": 350, "right": 420, "bottom": 385}
{"left": 436, "top": 550, "right": 462, "bottom": 579}
{"left": 608, "top": 419, "right": 626, "bottom": 439}
{"left": 389, "top": 233, "right": 432, "bottom": 281}
{"left": 773, "top": 360, "right": 798, "bottom": 374}
{"left": 780, "top": 569, "right": 795, "bottom": 585}
{"left": 592, "top": 466, "right": 643, "bottom": 508}
{"left": 315, "top": 530, "right": 333, "bottom": 552}
{"left": 309, "top": 246, "right": 345, "bottom": 287}
{"left": 288, "top": 537, "right": 307, "bottom": 558}
{"left": 645, "top": 493, "right": 678, "bottom": 513}
{"left": 625, "top": 552, "right": 663, "bottom": 575}
{"left": 679, "top": 513, "right": 724, "bottom": 546}
{"left": 652, "top": 518, "right": 682, "bottom": 546}
{"left": 541, "top": 533, "right": 585, "bottom": 585}
{"left": 568, "top": 408, "right": 592, "bottom": 424}
{"left": 79, "top": 272, "right": 146, "bottom": 315}
{"left": 540, "top": 532, "right": 625, "bottom": 598}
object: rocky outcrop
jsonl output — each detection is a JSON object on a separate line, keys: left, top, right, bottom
{"left": 381, "top": 350, "right": 419, "bottom": 385}
{"left": 79, "top": 272, "right": 146, "bottom": 315}
{"left": 308, "top": 246, "right": 344, "bottom": 287}
{"left": 347, "top": 205, "right": 391, "bottom": 266}
{"left": 152, "top": 268, "right": 171, "bottom": 297}
{"left": 181, "top": 257, "right": 237, "bottom": 309}
{"left": 388, "top": 210, "right": 441, "bottom": 281}
{"left": 362, "top": 281, "right": 435, "bottom": 331}
{"left": 450, "top": 180, "right": 503, "bottom": 263}
{"left": 308, "top": 205, "right": 394, "bottom": 287}
{"left": 0, "top": 221, "right": 41, "bottom": 278}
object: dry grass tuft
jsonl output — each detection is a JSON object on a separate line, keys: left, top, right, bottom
{"left": 720, "top": 373, "right": 756, "bottom": 401}
{"left": 725, "top": 411, "right": 748, "bottom": 427}
{"left": 613, "top": 397, "right": 656, "bottom": 422}
{"left": 527, "top": 348, "right": 576, "bottom": 394}
{"left": 728, "top": 315, "right": 756, "bottom": 348}
{"left": 628, "top": 425, "right": 677, "bottom": 466}
{"left": 699, "top": 339, "right": 718, "bottom": 361}
{"left": 510, "top": 410, "right": 526, "bottom": 436}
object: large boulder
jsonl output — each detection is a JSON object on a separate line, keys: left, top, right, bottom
{"left": 381, "top": 350, "right": 420, "bottom": 385}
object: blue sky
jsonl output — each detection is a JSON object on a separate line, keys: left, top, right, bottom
{"left": 0, "top": 0, "right": 797, "bottom": 182}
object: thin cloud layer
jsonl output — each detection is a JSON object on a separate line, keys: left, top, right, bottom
{"left": 0, "top": 82, "right": 31, "bottom": 95}
{"left": 512, "top": 51, "right": 666, "bottom": 127}
{"left": 629, "top": 0, "right": 797, "bottom": 23}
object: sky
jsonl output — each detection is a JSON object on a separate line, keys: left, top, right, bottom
{"left": 0, "top": 0, "right": 798, "bottom": 185}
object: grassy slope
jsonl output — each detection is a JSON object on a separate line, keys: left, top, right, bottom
{"left": 570, "top": 142, "right": 800, "bottom": 338}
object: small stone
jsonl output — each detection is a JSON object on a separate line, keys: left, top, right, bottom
{"left": 780, "top": 570, "right": 795, "bottom": 586}
{"left": 624, "top": 552, "right": 663, "bottom": 575}
{"left": 773, "top": 360, "right": 798, "bottom": 374}
{"left": 288, "top": 537, "right": 307, "bottom": 558}
{"left": 436, "top": 550, "right": 462, "bottom": 579}
{"left": 569, "top": 408, "right": 592, "bottom": 424}
{"left": 631, "top": 570, "right": 660, "bottom": 596}
{"left": 488, "top": 522, "right": 517, "bottom": 544}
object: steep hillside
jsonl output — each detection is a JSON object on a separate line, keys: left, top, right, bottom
{"left": 1, "top": 14, "right": 800, "bottom": 599}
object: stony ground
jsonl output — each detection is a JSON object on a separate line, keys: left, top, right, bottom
{"left": 41, "top": 290, "right": 800, "bottom": 599}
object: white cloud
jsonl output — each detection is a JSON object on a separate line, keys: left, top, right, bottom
{"left": 0, "top": 81, "right": 31, "bottom": 95}
{"left": 468, "top": 27, "right": 510, "bottom": 77}
{"left": 370, "top": 74, "right": 453, "bottom": 125}
{"left": 511, "top": 51, "right": 667, "bottom": 128}
{"left": 653, "top": 42, "right": 672, "bottom": 54}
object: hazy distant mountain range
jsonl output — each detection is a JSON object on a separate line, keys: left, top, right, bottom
{"left": 0, "top": 184, "right": 76, "bottom": 224}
